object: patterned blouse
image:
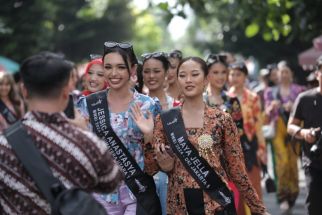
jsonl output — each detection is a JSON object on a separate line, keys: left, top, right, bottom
{"left": 264, "top": 84, "right": 305, "bottom": 123}
{"left": 77, "top": 89, "right": 161, "bottom": 204}
{"left": 228, "top": 88, "right": 266, "bottom": 152}
{"left": 145, "top": 105, "right": 266, "bottom": 215}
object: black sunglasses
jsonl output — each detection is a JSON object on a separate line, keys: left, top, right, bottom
{"left": 206, "top": 54, "right": 227, "bottom": 65}
{"left": 141, "top": 52, "right": 168, "bottom": 61}
{"left": 89, "top": 54, "right": 103, "bottom": 60}
{"left": 169, "top": 50, "right": 182, "bottom": 59}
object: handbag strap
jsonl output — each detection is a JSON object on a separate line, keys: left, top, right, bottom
{"left": 4, "top": 121, "right": 62, "bottom": 207}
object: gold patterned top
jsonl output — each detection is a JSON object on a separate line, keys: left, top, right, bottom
{"left": 144, "top": 105, "right": 266, "bottom": 215}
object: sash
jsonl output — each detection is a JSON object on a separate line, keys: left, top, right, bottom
{"left": 0, "top": 99, "right": 18, "bottom": 124}
{"left": 160, "top": 108, "right": 236, "bottom": 215}
{"left": 86, "top": 90, "right": 161, "bottom": 215}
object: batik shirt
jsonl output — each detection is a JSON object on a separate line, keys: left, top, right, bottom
{"left": 0, "top": 111, "right": 122, "bottom": 215}
{"left": 145, "top": 106, "right": 266, "bottom": 214}
{"left": 77, "top": 89, "right": 161, "bottom": 204}
{"left": 228, "top": 88, "right": 266, "bottom": 153}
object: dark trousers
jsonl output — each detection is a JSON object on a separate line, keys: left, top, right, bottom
{"left": 304, "top": 166, "right": 322, "bottom": 215}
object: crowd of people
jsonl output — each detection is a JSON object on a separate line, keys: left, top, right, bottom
{"left": 0, "top": 41, "right": 321, "bottom": 215}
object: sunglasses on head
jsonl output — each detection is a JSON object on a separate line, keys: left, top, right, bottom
{"left": 89, "top": 54, "right": 103, "bottom": 60}
{"left": 229, "top": 62, "right": 248, "bottom": 75}
{"left": 104, "top": 41, "right": 138, "bottom": 64}
{"left": 169, "top": 50, "right": 182, "bottom": 59}
{"left": 206, "top": 54, "right": 227, "bottom": 65}
{"left": 104, "top": 41, "right": 133, "bottom": 53}
{"left": 141, "top": 52, "right": 168, "bottom": 61}
{"left": 229, "top": 62, "right": 246, "bottom": 69}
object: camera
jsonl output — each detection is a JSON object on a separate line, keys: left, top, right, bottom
{"left": 310, "top": 130, "right": 322, "bottom": 159}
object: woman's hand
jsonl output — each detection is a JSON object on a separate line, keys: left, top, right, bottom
{"left": 257, "top": 148, "right": 267, "bottom": 165}
{"left": 130, "top": 103, "right": 154, "bottom": 135}
{"left": 155, "top": 144, "right": 175, "bottom": 172}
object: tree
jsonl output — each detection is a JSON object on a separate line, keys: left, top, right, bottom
{"left": 153, "top": 0, "right": 322, "bottom": 81}
{"left": 155, "top": 0, "right": 322, "bottom": 43}
{"left": 0, "top": 0, "right": 136, "bottom": 62}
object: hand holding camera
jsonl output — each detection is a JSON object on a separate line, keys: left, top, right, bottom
{"left": 309, "top": 129, "right": 322, "bottom": 158}
{"left": 301, "top": 127, "right": 321, "bottom": 144}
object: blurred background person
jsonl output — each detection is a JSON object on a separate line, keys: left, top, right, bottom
{"left": 204, "top": 53, "right": 244, "bottom": 209}
{"left": 228, "top": 61, "right": 267, "bottom": 215}
{"left": 263, "top": 62, "right": 305, "bottom": 213}
{"left": 267, "top": 64, "right": 279, "bottom": 87}
{"left": 82, "top": 57, "right": 107, "bottom": 96}
{"left": 166, "top": 50, "right": 182, "bottom": 100}
{"left": 141, "top": 51, "right": 180, "bottom": 215}
{"left": 0, "top": 73, "right": 25, "bottom": 131}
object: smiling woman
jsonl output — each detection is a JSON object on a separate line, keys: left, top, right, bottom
{"left": 139, "top": 57, "right": 269, "bottom": 215}
{"left": 77, "top": 41, "right": 162, "bottom": 215}
{"left": 82, "top": 58, "right": 107, "bottom": 96}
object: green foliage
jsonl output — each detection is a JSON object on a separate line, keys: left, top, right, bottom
{"left": 245, "top": 23, "right": 260, "bottom": 38}
{"left": 156, "top": 0, "right": 322, "bottom": 43}
{"left": 0, "top": 0, "right": 135, "bottom": 62}
{"left": 132, "top": 10, "right": 163, "bottom": 56}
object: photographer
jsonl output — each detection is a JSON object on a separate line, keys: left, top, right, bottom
{"left": 287, "top": 55, "right": 322, "bottom": 215}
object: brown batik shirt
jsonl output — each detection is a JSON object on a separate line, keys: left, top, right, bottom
{"left": 0, "top": 111, "right": 123, "bottom": 215}
{"left": 144, "top": 106, "right": 266, "bottom": 215}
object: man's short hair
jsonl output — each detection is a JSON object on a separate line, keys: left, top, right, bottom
{"left": 20, "top": 51, "right": 73, "bottom": 98}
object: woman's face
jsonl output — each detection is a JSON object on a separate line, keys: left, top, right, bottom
{"left": 269, "top": 68, "right": 278, "bottom": 85}
{"left": 0, "top": 78, "right": 11, "bottom": 97}
{"left": 104, "top": 52, "right": 131, "bottom": 90}
{"left": 168, "top": 57, "right": 180, "bottom": 85}
{"left": 177, "top": 60, "right": 207, "bottom": 98}
{"left": 142, "top": 58, "right": 167, "bottom": 92}
{"left": 86, "top": 64, "right": 105, "bottom": 93}
{"left": 278, "top": 66, "right": 292, "bottom": 84}
{"left": 228, "top": 69, "right": 246, "bottom": 89}
{"left": 207, "top": 63, "right": 228, "bottom": 90}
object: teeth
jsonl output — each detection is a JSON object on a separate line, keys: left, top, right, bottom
{"left": 110, "top": 78, "right": 121, "bottom": 84}
{"left": 89, "top": 82, "right": 98, "bottom": 87}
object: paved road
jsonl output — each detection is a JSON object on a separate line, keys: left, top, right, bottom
{"left": 263, "top": 144, "right": 306, "bottom": 215}
{"left": 263, "top": 185, "right": 306, "bottom": 215}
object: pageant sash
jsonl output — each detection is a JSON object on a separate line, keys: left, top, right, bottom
{"left": 160, "top": 108, "right": 236, "bottom": 215}
{"left": 0, "top": 99, "right": 18, "bottom": 124}
{"left": 86, "top": 90, "right": 161, "bottom": 215}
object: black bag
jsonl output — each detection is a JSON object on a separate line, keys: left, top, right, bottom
{"left": 261, "top": 164, "right": 276, "bottom": 193}
{"left": 4, "top": 121, "right": 107, "bottom": 215}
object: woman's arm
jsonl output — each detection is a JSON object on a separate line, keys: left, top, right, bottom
{"left": 222, "top": 114, "right": 267, "bottom": 214}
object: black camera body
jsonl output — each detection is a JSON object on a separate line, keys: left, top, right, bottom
{"left": 310, "top": 130, "right": 322, "bottom": 165}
